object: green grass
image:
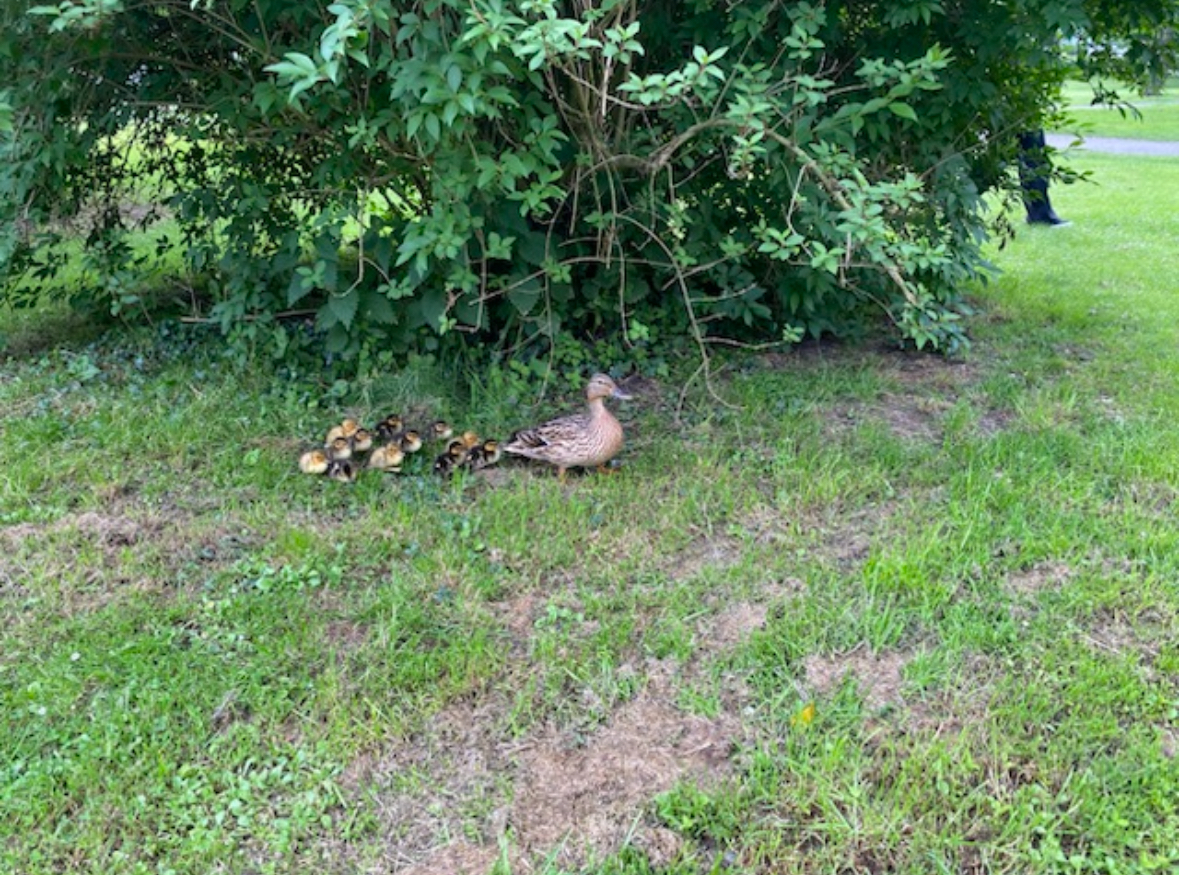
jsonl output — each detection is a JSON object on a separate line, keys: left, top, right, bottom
{"left": 3, "top": 152, "right": 1179, "bottom": 874}
{"left": 1058, "top": 77, "right": 1179, "bottom": 140}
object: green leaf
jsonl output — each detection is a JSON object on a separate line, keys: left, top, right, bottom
{"left": 889, "top": 102, "right": 918, "bottom": 121}
{"left": 326, "top": 290, "right": 359, "bottom": 329}
{"left": 507, "top": 279, "right": 541, "bottom": 316}
{"left": 417, "top": 287, "right": 448, "bottom": 330}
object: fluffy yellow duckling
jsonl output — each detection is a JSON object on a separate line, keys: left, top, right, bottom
{"left": 399, "top": 429, "right": 424, "bottom": 454}
{"left": 340, "top": 418, "right": 360, "bottom": 438}
{"left": 298, "top": 448, "right": 330, "bottom": 475}
{"left": 430, "top": 420, "right": 454, "bottom": 442}
{"left": 326, "top": 458, "right": 357, "bottom": 483}
{"left": 504, "top": 373, "right": 630, "bottom": 482}
{"left": 325, "top": 424, "right": 347, "bottom": 444}
{"left": 368, "top": 443, "right": 405, "bottom": 473}
{"left": 351, "top": 428, "right": 374, "bottom": 453}
{"left": 327, "top": 436, "right": 353, "bottom": 461}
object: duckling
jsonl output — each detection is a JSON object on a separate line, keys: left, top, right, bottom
{"left": 504, "top": 373, "right": 631, "bottom": 482}
{"left": 325, "top": 424, "right": 347, "bottom": 445}
{"left": 430, "top": 420, "right": 454, "bottom": 442}
{"left": 434, "top": 439, "right": 472, "bottom": 477}
{"left": 326, "top": 458, "right": 357, "bottom": 483}
{"left": 351, "top": 427, "right": 374, "bottom": 453}
{"left": 445, "top": 437, "right": 474, "bottom": 466}
{"left": 368, "top": 443, "right": 405, "bottom": 473}
{"left": 327, "top": 435, "right": 353, "bottom": 461}
{"left": 433, "top": 450, "right": 463, "bottom": 477}
{"left": 340, "top": 418, "right": 361, "bottom": 438}
{"left": 375, "top": 415, "right": 404, "bottom": 442}
{"left": 465, "top": 438, "right": 502, "bottom": 471}
{"left": 398, "top": 429, "right": 424, "bottom": 454}
{"left": 298, "top": 448, "right": 330, "bottom": 475}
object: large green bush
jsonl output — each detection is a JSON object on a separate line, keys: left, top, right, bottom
{"left": 1, "top": 0, "right": 1175, "bottom": 366}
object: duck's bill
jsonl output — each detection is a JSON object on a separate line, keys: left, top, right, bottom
{"left": 611, "top": 386, "right": 633, "bottom": 400}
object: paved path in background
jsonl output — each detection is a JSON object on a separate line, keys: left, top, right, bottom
{"left": 1046, "top": 132, "right": 1179, "bottom": 156}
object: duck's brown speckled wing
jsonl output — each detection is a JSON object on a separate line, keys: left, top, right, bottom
{"left": 505, "top": 412, "right": 590, "bottom": 457}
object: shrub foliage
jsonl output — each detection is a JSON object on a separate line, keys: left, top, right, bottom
{"left": 1, "top": 0, "right": 1175, "bottom": 363}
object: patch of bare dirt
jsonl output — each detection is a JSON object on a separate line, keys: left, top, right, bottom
{"left": 697, "top": 579, "right": 804, "bottom": 651}
{"left": 884, "top": 349, "right": 980, "bottom": 390}
{"left": 1081, "top": 607, "right": 1166, "bottom": 675}
{"left": 0, "top": 511, "right": 158, "bottom": 549}
{"left": 740, "top": 499, "right": 895, "bottom": 571}
{"left": 828, "top": 393, "right": 950, "bottom": 443}
{"left": 510, "top": 666, "right": 738, "bottom": 868}
{"left": 978, "top": 407, "right": 1016, "bottom": 436}
{"left": 662, "top": 534, "right": 741, "bottom": 582}
{"left": 346, "top": 663, "right": 741, "bottom": 873}
{"left": 804, "top": 647, "right": 910, "bottom": 711}
{"left": 1160, "top": 726, "right": 1177, "bottom": 760}
{"left": 340, "top": 696, "right": 511, "bottom": 873}
{"left": 400, "top": 842, "right": 500, "bottom": 875}
{"left": 1004, "top": 561, "right": 1072, "bottom": 597}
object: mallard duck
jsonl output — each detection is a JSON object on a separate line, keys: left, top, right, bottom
{"left": 298, "top": 448, "right": 330, "bottom": 475}
{"left": 326, "top": 458, "right": 357, "bottom": 483}
{"left": 465, "top": 439, "right": 502, "bottom": 471}
{"left": 327, "top": 436, "right": 353, "bottom": 461}
{"left": 351, "top": 428, "right": 374, "bottom": 453}
{"left": 431, "top": 420, "right": 454, "bottom": 442}
{"left": 375, "top": 415, "right": 404, "bottom": 442}
{"left": 368, "top": 443, "right": 405, "bottom": 473}
{"left": 503, "top": 373, "right": 631, "bottom": 481}
{"left": 399, "top": 429, "right": 424, "bottom": 454}
{"left": 340, "top": 418, "right": 361, "bottom": 438}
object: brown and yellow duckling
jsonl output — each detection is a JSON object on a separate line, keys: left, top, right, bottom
{"left": 325, "top": 418, "right": 361, "bottom": 445}
{"left": 433, "top": 438, "right": 473, "bottom": 477}
{"left": 374, "top": 414, "right": 404, "bottom": 443}
{"left": 398, "top": 429, "right": 424, "bottom": 454}
{"left": 368, "top": 443, "right": 405, "bottom": 473}
{"left": 351, "top": 427, "right": 374, "bottom": 453}
{"left": 326, "top": 435, "right": 354, "bottom": 461}
{"left": 503, "top": 373, "right": 630, "bottom": 482}
{"left": 465, "top": 438, "right": 502, "bottom": 471}
{"left": 298, "top": 448, "right": 330, "bottom": 475}
{"left": 430, "top": 420, "right": 454, "bottom": 442}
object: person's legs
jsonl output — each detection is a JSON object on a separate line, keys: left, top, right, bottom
{"left": 1018, "top": 130, "right": 1069, "bottom": 225}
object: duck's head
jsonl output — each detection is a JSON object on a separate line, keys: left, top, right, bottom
{"left": 586, "top": 373, "right": 631, "bottom": 402}
{"left": 431, "top": 420, "right": 454, "bottom": 442}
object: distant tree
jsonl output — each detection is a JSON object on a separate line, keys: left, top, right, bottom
{"left": 1, "top": 0, "right": 1176, "bottom": 367}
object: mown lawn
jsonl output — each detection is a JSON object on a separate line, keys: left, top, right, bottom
{"left": 1059, "top": 77, "right": 1179, "bottom": 140}
{"left": 2, "top": 151, "right": 1178, "bottom": 875}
